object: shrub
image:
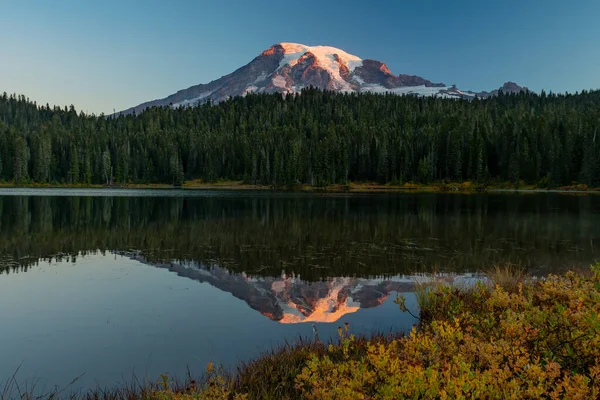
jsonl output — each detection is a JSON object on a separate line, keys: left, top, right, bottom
{"left": 179, "top": 265, "right": 600, "bottom": 398}
{"left": 294, "top": 265, "right": 600, "bottom": 399}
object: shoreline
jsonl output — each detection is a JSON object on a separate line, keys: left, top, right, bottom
{"left": 3, "top": 266, "right": 597, "bottom": 399}
{"left": 1, "top": 181, "right": 599, "bottom": 194}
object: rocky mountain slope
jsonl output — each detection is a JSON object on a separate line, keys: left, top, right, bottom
{"left": 119, "top": 43, "right": 526, "bottom": 115}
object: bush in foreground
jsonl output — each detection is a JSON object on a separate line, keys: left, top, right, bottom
{"left": 296, "top": 266, "right": 600, "bottom": 399}
{"left": 221, "top": 265, "right": 599, "bottom": 399}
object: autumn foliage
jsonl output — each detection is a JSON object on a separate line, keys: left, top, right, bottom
{"left": 146, "top": 265, "right": 600, "bottom": 399}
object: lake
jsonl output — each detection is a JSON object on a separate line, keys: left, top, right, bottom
{"left": 0, "top": 189, "right": 599, "bottom": 392}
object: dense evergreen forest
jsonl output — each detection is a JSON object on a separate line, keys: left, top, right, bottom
{"left": 0, "top": 88, "right": 599, "bottom": 186}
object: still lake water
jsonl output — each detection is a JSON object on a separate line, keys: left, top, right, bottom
{"left": 0, "top": 189, "right": 599, "bottom": 391}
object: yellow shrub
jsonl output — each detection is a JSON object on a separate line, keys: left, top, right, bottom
{"left": 294, "top": 265, "right": 600, "bottom": 399}
{"left": 174, "top": 265, "right": 600, "bottom": 399}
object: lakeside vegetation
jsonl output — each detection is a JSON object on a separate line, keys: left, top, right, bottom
{"left": 220, "top": 265, "right": 599, "bottom": 399}
{"left": 1, "top": 88, "right": 599, "bottom": 188}
{"left": 3, "top": 266, "right": 598, "bottom": 399}
{"left": 219, "top": 266, "right": 600, "bottom": 399}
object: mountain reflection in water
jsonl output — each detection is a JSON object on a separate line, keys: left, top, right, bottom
{"left": 131, "top": 253, "right": 482, "bottom": 324}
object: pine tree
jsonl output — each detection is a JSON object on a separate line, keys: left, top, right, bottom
{"left": 13, "top": 135, "right": 29, "bottom": 183}
{"left": 69, "top": 145, "right": 80, "bottom": 184}
{"left": 102, "top": 150, "right": 112, "bottom": 185}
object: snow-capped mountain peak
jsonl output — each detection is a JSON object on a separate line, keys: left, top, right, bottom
{"left": 278, "top": 43, "right": 363, "bottom": 72}
{"left": 118, "top": 42, "right": 527, "bottom": 115}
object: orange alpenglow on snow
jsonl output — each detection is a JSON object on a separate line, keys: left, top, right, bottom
{"left": 277, "top": 284, "right": 361, "bottom": 324}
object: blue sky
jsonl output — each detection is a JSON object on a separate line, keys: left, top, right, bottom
{"left": 1, "top": 0, "right": 599, "bottom": 114}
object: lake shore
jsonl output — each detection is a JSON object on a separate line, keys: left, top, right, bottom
{"left": 1, "top": 180, "right": 599, "bottom": 194}
{"left": 5, "top": 266, "right": 597, "bottom": 399}
{"left": 105, "top": 264, "right": 600, "bottom": 399}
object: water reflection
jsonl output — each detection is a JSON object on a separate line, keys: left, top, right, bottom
{"left": 0, "top": 253, "right": 419, "bottom": 391}
{"left": 0, "top": 190, "right": 599, "bottom": 279}
{"left": 1, "top": 189, "right": 599, "bottom": 390}
{"left": 138, "top": 254, "right": 482, "bottom": 324}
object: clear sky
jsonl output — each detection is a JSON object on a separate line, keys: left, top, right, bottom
{"left": 1, "top": 0, "right": 599, "bottom": 115}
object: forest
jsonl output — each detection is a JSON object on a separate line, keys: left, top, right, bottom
{"left": 0, "top": 88, "right": 599, "bottom": 187}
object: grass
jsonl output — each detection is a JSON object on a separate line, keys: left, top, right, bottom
{"left": 3, "top": 264, "right": 600, "bottom": 399}
{"left": 484, "top": 263, "right": 530, "bottom": 292}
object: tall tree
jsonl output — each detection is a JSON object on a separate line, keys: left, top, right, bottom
{"left": 13, "top": 135, "right": 29, "bottom": 183}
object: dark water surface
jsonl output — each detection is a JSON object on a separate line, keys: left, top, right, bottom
{"left": 0, "top": 189, "right": 599, "bottom": 391}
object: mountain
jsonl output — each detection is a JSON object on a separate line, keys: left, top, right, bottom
{"left": 118, "top": 43, "right": 527, "bottom": 115}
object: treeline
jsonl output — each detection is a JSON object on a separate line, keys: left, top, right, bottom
{"left": 0, "top": 88, "right": 599, "bottom": 186}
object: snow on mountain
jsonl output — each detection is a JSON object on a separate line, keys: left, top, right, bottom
{"left": 275, "top": 43, "right": 363, "bottom": 92}
{"left": 118, "top": 43, "right": 527, "bottom": 115}
{"left": 278, "top": 43, "right": 363, "bottom": 72}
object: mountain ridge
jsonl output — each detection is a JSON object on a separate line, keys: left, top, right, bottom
{"left": 118, "top": 42, "right": 527, "bottom": 115}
